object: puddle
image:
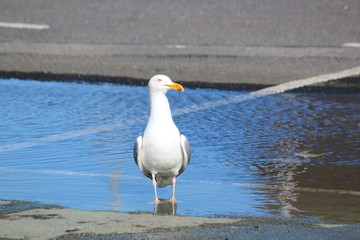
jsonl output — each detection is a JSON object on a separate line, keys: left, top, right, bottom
{"left": 0, "top": 79, "right": 359, "bottom": 223}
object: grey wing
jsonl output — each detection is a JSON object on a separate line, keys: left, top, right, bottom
{"left": 134, "top": 136, "right": 152, "bottom": 179}
{"left": 133, "top": 136, "right": 142, "bottom": 166}
{"left": 178, "top": 134, "right": 191, "bottom": 176}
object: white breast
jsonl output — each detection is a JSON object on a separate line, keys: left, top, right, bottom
{"left": 142, "top": 121, "right": 183, "bottom": 174}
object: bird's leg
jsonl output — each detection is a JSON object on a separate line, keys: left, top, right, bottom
{"left": 169, "top": 176, "right": 177, "bottom": 203}
{"left": 152, "top": 173, "right": 160, "bottom": 204}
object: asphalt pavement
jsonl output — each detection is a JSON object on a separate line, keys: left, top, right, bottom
{"left": 0, "top": 0, "right": 359, "bottom": 87}
{"left": 1, "top": 200, "right": 360, "bottom": 240}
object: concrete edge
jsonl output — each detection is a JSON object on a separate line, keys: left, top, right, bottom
{"left": 1, "top": 200, "right": 360, "bottom": 240}
{"left": 0, "top": 70, "right": 359, "bottom": 94}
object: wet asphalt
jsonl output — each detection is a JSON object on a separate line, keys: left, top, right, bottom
{"left": 1, "top": 200, "right": 360, "bottom": 239}
{"left": 56, "top": 224, "right": 360, "bottom": 240}
{"left": 54, "top": 219, "right": 360, "bottom": 240}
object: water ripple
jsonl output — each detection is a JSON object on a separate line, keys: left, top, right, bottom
{"left": 0, "top": 79, "right": 359, "bottom": 222}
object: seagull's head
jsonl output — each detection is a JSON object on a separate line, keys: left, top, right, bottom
{"left": 148, "top": 75, "right": 184, "bottom": 93}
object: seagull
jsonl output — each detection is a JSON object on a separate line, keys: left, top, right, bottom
{"left": 134, "top": 74, "right": 191, "bottom": 203}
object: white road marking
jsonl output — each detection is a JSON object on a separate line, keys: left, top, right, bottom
{"left": 0, "top": 66, "right": 359, "bottom": 153}
{"left": 0, "top": 167, "right": 142, "bottom": 179}
{"left": 0, "top": 21, "right": 49, "bottom": 30}
{"left": 166, "top": 45, "right": 187, "bottom": 49}
{"left": 342, "top": 42, "right": 360, "bottom": 48}
{"left": 315, "top": 224, "right": 346, "bottom": 228}
{"left": 252, "top": 65, "right": 360, "bottom": 96}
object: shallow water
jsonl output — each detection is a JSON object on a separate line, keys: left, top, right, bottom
{"left": 0, "top": 79, "right": 359, "bottom": 223}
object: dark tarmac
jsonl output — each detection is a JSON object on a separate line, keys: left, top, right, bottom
{"left": 0, "top": 0, "right": 360, "bottom": 87}
{"left": 55, "top": 219, "right": 360, "bottom": 240}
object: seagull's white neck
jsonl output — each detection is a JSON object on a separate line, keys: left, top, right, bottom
{"left": 148, "top": 90, "right": 174, "bottom": 124}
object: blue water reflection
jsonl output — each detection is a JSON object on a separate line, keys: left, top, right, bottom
{"left": 0, "top": 79, "right": 359, "bottom": 222}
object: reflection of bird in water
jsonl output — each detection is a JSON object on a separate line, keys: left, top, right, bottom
{"left": 134, "top": 75, "right": 191, "bottom": 203}
{"left": 154, "top": 199, "right": 177, "bottom": 215}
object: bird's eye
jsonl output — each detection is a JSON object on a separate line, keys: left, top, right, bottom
{"left": 157, "top": 79, "right": 162, "bottom": 82}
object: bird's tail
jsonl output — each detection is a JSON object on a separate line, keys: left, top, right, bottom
{"left": 156, "top": 175, "right": 173, "bottom": 188}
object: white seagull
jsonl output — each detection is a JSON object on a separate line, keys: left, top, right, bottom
{"left": 134, "top": 75, "right": 191, "bottom": 203}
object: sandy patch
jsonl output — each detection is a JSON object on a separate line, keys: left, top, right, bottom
{"left": 0, "top": 207, "right": 237, "bottom": 239}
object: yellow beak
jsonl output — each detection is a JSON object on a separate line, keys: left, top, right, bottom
{"left": 164, "top": 82, "right": 184, "bottom": 92}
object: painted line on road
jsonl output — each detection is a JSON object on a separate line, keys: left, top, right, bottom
{"left": 0, "top": 22, "right": 49, "bottom": 30}
{"left": 251, "top": 65, "right": 360, "bottom": 96}
{"left": 0, "top": 167, "right": 143, "bottom": 180}
{"left": 342, "top": 42, "right": 360, "bottom": 48}
{"left": 0, "top": 66, "right": 360, "bottom": 153}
